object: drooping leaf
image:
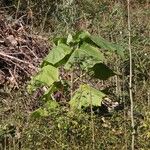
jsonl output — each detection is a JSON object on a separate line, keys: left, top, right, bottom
{"left": 89, "top": 63, "right": 116, "bottom": 80}
{"left": 64, "top": 43, "right": 105, "bottom": 70}
{"left": 42, "top": 43, "right": 72, "bottom": 67}
{"left": 27, "top": 66, "right": 59, "bottom": 94}
{"left": 69, "top": 84, "right": 106, "bottom": 110}
{"left": 73, "top": 31, "right": 125, "bottom": 58}
{"left": 34, "top": 65, "right": 59, "bottom": 86}
{"left": 80, "top": 43, "right": 105, "bottom": 61}
{"left": 111, "top": 44, "right": 125, "bottom": 58}
{"left": 89, "top": 35, "right": 125, "bottom": 58}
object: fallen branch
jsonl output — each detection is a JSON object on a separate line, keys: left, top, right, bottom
{"left": 0, "top": 52, "right": 37, "bottom": 70}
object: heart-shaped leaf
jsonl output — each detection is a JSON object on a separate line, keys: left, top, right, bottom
{"left": 34, "top": 65, "right": 59, "bottom": 86}
{"left": 42, "top": 43, "right": 72, "bottom": 67}
{"left": 64, "top": 43, "right": 105, "bottom": 70}
{"left": 69, "top": 84, "right": 106, "bottom": 110}
{"left": 89, "top": 63, "right": 116, "bottom": 80}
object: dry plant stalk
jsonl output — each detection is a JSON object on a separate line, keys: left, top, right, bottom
{"left": 127, "top": 0, "right": 135, "bottom": 149}
{"left": 89, "top": 86, "right": 95, "bottom": 150}
{"left": 15, "top": 0, "right": 21, "bottom": 20}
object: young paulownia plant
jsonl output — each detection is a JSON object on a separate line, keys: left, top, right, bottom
{"left": 28, "top": 31, "right": 124, "bottom": 117}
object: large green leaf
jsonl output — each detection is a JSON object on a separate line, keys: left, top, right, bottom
{"left": 69, "top": 84, "right": 106, "bottom": 110}
{"left": 80, "top": 43, "right": 105, "bottom": 61}
{"left": 64, "top": 43, "right": 105, "bottom": 70}
{"left": 72, "top": 31, "right": 124, "bottom": 58}
{"left": 27, "top": 66, "right": 59, "bottom": 93}
{"left": 89, "top": 35, "right": 125, "bottom": 58}
{"left": 34, "top": 65, "right": 59, "bottom": 86}
{"left": 43, "top": 43, "right": 72, "bottom": 67}
{"left": 89, "top": 63, "right": 116, "bottom": 80}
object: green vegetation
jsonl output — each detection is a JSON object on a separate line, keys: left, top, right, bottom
{"left": 28, "top": 31, "right": 124, "bottom": 115}
{"left": 0, "top": 0, "right": 150, "bottom": 150}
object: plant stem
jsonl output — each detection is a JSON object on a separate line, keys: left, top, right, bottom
{"left": 122, "top": 68, "right": 128, "bottom": 150}
{"left": 42, "top": 6, "right": 51, "bottom": 33}
{"left": 15, "top": 0, "right": 21, "bottom": 20}
{"left": 127, "top": 0, "right": 135, "bottom": 150}
{"left": 148, "top": 91, "right": 150, "bottom": 107}
{"left": 70, "top": 71, "right": 74, "bottom": 99}
{"left": 89, "top": 86, "right": 95, "bottom": 150}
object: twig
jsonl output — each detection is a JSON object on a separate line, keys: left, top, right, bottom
{"left": 0, "top": 52, "right": 37, "bottom": 70}
{"left": 8, "top": 69, "right": 19, "bottom": 89}
{"left": 73, "top": 72, "right": 86, "bottom": 83}
{"left": 70, "top": 70, "right": 74, "bottom": 99}
{"left": 127, "top": 0, "right": 135, "bottom": 150}
{"left": 15, "top": 0, "right": 21, "bottom": 20}
{"left": 89, "top": 86, "right": 95, "bottom": 150}
{"left": 21, "top": 45, "right": 38, "bottom": 59}
{"left": 0, "top": 56, "right": 30, "bottom": 76}
{"left": 122, "top": 68, "right": 128, "bottom": 150}
{"left": 148, "top": 91, "right": 150, "bottom": 107}
{"left": 40, "top": 6, "right": 51, "bottom": 33}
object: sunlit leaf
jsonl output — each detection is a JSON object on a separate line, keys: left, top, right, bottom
{"left": 69, "top": 84, "right": 106, "bottom": 110}
{"left": 64, "top": 43, "right": 105, "bottom": 70}
{"left": 89, "top": 35, "right": 125, "bottom": 58}
{"left": 34, "top": 65, "right": 59, "bottom": 86}
{"left": 42, "top": 43, "right": 72, "bottom": 67}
